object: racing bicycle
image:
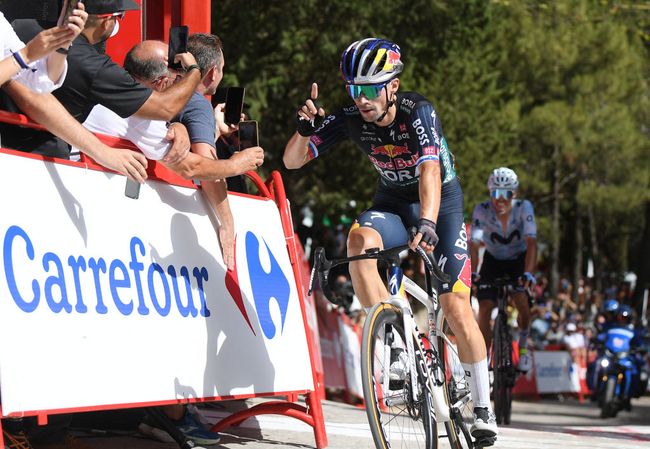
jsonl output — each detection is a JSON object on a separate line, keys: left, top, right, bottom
{"left": 477, "top": 277, "right": 527, "bottom": 425}
{"left": 310, "top": 244, "right": 495, "bottom": 449}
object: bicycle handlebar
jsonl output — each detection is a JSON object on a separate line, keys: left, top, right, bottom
{"left": 308, "top": 244, "right": 450, "bottom": 306}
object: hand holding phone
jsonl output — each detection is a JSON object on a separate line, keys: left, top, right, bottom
{"left": 224, "top": 87, "right": 245, "bottom": 125}
{"left": 168, "top": 26, "right": 189, "bottom": 70}
{"left": 125, "top": 178, "right": 141, "bottom": 200}
{"left": 238, "top": 120, "right": 259, "bottom": 150}
{"left": 57, "top": 0, "right": 77, "bottom": 28}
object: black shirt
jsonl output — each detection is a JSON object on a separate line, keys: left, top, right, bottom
{"left": 0, "top": 23, "right": 152, "bottom": 158}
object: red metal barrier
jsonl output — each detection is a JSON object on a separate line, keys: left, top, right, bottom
{"left": 211, "top": 170, "right": 328, "bottom": 448}
{"left": 0, "top": 112, "right": 328, "bottom": 448}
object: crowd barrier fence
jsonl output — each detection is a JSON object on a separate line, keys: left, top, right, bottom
{"left": 0, "top": 110, "right": 327, "bottom": 448}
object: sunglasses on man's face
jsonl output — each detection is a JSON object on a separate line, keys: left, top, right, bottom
{"left": 490, "top": 189, "right": 514, "bottom": 200}
{"left": 345, "top": 83, "right": 386, "bottom": 100}
{"left": 97, "top": 11, "right": 126, "bottom": 20}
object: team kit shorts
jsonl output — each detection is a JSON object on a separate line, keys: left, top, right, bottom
{"left": 476, "top": 250, "right": 526, "bottom": 301}
{"left": 353, "top": 179, "right": 471, "bottom": 295}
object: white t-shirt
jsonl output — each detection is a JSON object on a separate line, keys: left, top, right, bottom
{"left": 1, "top": 12, "right": 67, "bottom": 92}
{"left": 79, "top": 104, "right": 171, "bottom": 160}
{"left": 562, "top": 332, "right": 586, "bottom": 350}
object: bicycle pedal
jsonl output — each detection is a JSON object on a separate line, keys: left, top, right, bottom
{"left": 473, "top": 436, "right": 497, "bottom": 448}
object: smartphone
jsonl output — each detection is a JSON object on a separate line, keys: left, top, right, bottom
{"left": 224, "top": 87, "right": 245, "bottom": 125}
{"left": 168, "top": 25, "right": 189, "bottom": 70}
{"left": 125, "top": 178, "right": 141, "bottom": 200}
{"left": 57, "top": 0, "right": 77, "bottom": 28}
{"left": 238, "top": 120, "right": 259, "bottom": 150}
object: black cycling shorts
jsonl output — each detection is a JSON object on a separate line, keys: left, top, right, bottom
{"left": 353, "top": 179, "right": 471, "bottom": 295}
{"left": 476, "top": 250, "right": 526, "bottom": 301}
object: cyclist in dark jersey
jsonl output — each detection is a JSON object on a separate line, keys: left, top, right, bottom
{"left": 283, "top": 38, "right": 497, "bottom": 443}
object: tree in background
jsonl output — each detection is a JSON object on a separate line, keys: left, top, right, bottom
{"left": 212, "top": 0, "right": 649, "bottom": 301}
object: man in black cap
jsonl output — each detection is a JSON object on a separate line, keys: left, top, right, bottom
{"left": 2, "top": 0, "right": 200, "bottom": 163}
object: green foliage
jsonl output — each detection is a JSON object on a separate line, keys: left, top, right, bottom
{"left": 212, "top": 0, "right": 649, "bottom": 278}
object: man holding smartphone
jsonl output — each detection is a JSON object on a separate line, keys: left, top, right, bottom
{"left": 1, "top": 0, "right": 199, "bottom": 162}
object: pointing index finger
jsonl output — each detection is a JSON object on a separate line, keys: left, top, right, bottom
{"left": 311, "top": 82, "right": 318, "bottom": 101}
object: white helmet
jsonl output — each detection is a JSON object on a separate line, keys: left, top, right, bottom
{"left": 487, "top": 167, "right": 519, "bottom": 190}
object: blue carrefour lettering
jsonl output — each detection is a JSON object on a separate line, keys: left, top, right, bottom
{"left": 88, "top": 257, "right": 108, "bottom": 314}
{"left": 3, "top": 225, "right": 40, "bottom": 312}
{"left": 129, "top": 237, "right": 149, "bottom": 316}
{"left": 148, "top": 263, "right": 170, "bottom": 316}
{"left": 245, "top": 232, "right": 290, "bottom": 339}
{"left": 109, "top": 259, "right": 133, "bottom": 315}
{"left": 1, "top": 225, "right": 211, "bottom": 319}
{"left": 43, "top": 252, "right": 72, "bottom": 313}
{"left": 68, "top": 255, "right": 88, "bottom": 313}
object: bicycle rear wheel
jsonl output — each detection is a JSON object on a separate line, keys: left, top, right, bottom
{"left": 438, "top": 317, "right": 474, "bottom": 449}
{"left": 493, "top": 312, "right": 513, "bottom": 425}
{"left": 361, "top": 302, "right": 437, "bottom": 449}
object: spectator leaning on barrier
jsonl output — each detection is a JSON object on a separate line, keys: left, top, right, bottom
{"left": 0, "top": 4, "right": 148, "bottom": 183}
{"left": 79, "top": 36, "right": 260, "bottom": 445}
{"left": 80, "top": 38, "right": 264, "bottom": 267}
{"left": 1, "top": 0, "right": 199, "bottom": 163}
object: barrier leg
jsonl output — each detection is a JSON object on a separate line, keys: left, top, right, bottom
{"left": 210, "top": 399, "right": 327, "bottom": 448}
{"left": 305, "top": 392, "right": 328, "bottom": 449}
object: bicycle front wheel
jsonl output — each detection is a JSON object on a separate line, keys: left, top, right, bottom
{"left": 438, "top": 317, "right": 474, "bottom": 449}
{"left": 361, "top": 302, "right": 437, "bottom": 449}
{"left": 493, "top": 312, "right": 513, "bottom": 425}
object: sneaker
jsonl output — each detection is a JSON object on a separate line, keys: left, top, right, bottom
{"left": 138, "top": 411, "right": 221, "bottom": 445}
{"left": 3, "top": 430, "right": 34, "bottom": 449}
{"left": 518, "top": 348, "right": 533, "bottom": 373}
{"left": 470, "top": 407, "right": 498, "bottom": 442}
{"left": 389, "top": 347, "right": 408, "bottom": 389}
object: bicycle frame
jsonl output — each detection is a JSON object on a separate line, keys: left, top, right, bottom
{"left": 310, "top": 245, "right": 455, "bottom": 422}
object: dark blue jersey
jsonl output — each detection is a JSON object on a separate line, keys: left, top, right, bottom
{"left": 307, "top": 92, "right": 457, "bottom": 201}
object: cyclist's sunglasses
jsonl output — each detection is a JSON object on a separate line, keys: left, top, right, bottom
{"left": 345, "top": 83, "right": 386, "bottom": 100}
{"left": 97, "top": 11, "right": 126, "bottom": 20}
{"left": 491, "top": 189, "right": 514, "bottom": 200}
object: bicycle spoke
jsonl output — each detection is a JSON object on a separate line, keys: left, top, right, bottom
{"left": 362, "top": 303, "right": 435, "bottom": 449}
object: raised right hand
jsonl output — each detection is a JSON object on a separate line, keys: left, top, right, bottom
{"left": 230, "top": 146, "right": 264, "bottom": 175}
{"left": 296, "top": 82, "right": 325, "bottom": 136}
{"left": 174, "top": 52, "right": 198, "bottom": 71}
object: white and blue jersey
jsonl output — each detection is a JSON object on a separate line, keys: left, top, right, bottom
{"left": 470, "top": 199, "right": 537, "bottom": 260}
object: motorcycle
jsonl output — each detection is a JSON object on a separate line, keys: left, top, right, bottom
{"left": 588, "top": 327, "right": 637, "bottom": 419}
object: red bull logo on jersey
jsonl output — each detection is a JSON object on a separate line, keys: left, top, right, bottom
{"left": 370, "top": 144, "right": 410, "bottom": 158}
{"left": 452, "top": 253, "right": 471, "bottom": 293}
{"left": 368, "top": 153, "right": 419, "bottom": 170}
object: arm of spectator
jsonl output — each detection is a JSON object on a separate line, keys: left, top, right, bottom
{"left": 190, "top": 142, "right": 234, "bottom": 269}
{"left": 1, "top": 16, "right": 73, "bottom": 90}
{"left": 4, "top": 80, "right": 148, "bottom": 183}
{"left": 45, "top": 2, "right": 87, "bottom": 84}
{"left": 166, "top": 145, "right": 263, "bottom": 180}
{"left": 133, "top": 52, "right": 201, "bottom": 121}
{"left": 162, "top": 122, "right": 191, "bottom": 164}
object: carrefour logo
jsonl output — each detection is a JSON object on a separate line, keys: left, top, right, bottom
{"left": 2, "top": 225, "right": 292, "bottom": 340}
{"left": 226, "top": 231, "right": 291, "bottom": 340}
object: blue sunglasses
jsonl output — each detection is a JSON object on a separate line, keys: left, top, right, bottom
{"left": 345, "top": 83, "right": 386, "bottom": 100}
{"left": 491, "top": 189, "right": 514, "bottom": 200}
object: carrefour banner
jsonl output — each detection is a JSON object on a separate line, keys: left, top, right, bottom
{"left": 0, "top": 151, "right": 313, "bottom": 415}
